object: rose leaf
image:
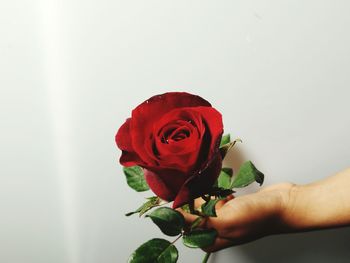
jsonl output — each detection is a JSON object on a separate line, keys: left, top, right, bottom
{"left": 157, "top": 243, "right": 179, "bottom": 263}
{"left": 190, "top": 216, "right": 204, "bottom": 230}
{"left": 123, "top": 166, "right": 150, "bottom": 192}
{"left": 125, "top": 197, "right": 160, "bottom": 217}
{"left": 146, "top": 207, "right": 185, "bottom": 236}
{"left": 201, "top": 199, "right": 220, "bottom": 217}
{"left": 217, "top": 168, "right": 233, "bottom": 189}
{"left": 222, "top": 167, "right": 233, "bottom": 176}
{"left": 128, "top": 238, "right": 178, "bottom": 263}
{"left": 207, "top": 187, "right": 234, "bottom": 198}
{"left": 181, "top": 204, "right": 191, "bottom": 213}
{"left": 220, "top": 134, "right": 231, "bottom": 147}
{"left": 230, "top": 161, "right": 265, "bottom": 188}
{"left": 219, "top": 138, "right": 242, "bottom": 159}
{"left": 182, "top": 229, "right": 217, "bottom": 248}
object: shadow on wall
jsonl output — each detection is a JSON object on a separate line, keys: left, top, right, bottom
{"left": 215, "top": 227, "right": 350, "bottom": 263}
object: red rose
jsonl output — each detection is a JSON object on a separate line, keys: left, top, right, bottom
{"left": 115, "top": 92, "right": 223, "bottom": 208}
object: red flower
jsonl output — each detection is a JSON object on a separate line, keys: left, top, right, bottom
{"left": 116, "top": 92, "right": 223, "bottom": 208}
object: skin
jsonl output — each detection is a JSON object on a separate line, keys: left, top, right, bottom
{"left": 178, "top": 168, "right": 350, "bottom": 252}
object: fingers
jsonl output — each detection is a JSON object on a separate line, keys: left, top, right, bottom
{"left": 176, "top": 195, "right": 234, "bottom": 227}
{"left": 214, "top": 199, "right": 227, "bottom": 210}
{"left": 226, "top": 194, "right": 234, "bottom": 201}
{"left": 202, "top": 237, "right": 233, "bottom": 253}
{"left": 176, "top": 196, "right": 237, "bottom": 253}
{"left": 177, "top": 207, "right": 202, "bottom": 225}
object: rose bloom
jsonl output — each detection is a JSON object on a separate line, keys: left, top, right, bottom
{"left": 115, "top": 92, "right": 223, "bottom": 208}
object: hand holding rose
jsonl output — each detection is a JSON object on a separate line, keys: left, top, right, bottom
{"left": 181, "top": 169, "right": 350, "bottom": 253}
{"left": 178, "top": 183, "right": 294, "bottom": 252}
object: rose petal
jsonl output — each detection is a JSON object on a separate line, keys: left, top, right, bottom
{"left": 155, "top": 120, "right": 199, "bottom": 154}
{"left": 144, "top": 168, "right": 188, "bottom": 202}
{"left": 131, "top": 92, "right": 211, "bottom": 165}
{"left": 144, "top": 169, "right": 174, "bottom": 201}
{"left": 172, "top": 153, "right": 222, "bottom": 208}
{"left": 115, "top": 118, "right": 144, "bottom": 167}
{"left": 151, "top": 108, "right": 206, "bottom": 172}
{"left": 119, "top": 151, "right": 142, "bottom": 167}
{"left": 192, "top": 107, "right": 223, "bottom": 169}
{"left": 115, "top": 118, "right": 133, "bottom": 151}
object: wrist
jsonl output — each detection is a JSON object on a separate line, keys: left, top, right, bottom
{"left": 279, "top": 183, "right": 325, "bottom": 232}
{"left": 279, "top": 183, "right": 305, "bottom": 232}
{"left": 256, "top": 183, "right": 301, "bottom": 235}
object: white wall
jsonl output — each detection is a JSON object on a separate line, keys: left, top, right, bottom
{"left": 1, "top": 0, "right": 350, "bottom": 262}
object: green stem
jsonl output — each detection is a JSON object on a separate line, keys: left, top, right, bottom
{"left": 190, "top": 216, "right": 204, "bottom": 230}
{"left": 189, "top": 200, "right": 196, "bottom": 214}
{"left": 202, "top": 252, "right": 211, "bottom": 263}
{"left": 201, "top": 195, "right": 210, "bottom": 202}
{"left": 171, "top": 234, "right": 182, "bottom": 245}
{"left": 188, "top": 199, "right": 206, "bottom": 217}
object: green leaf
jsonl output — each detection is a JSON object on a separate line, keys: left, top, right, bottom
{"left": 207, "top": 187, "right": 234, "bottom": 198}
{"left": 219, "top": 138, "right": 242, "bottom": 159}
{"left": 123, "top": 166, "right": 150, "bottom": 192}
{"left": 125, "top": 210, "right": 141, "bottom": 217}
{"left": 157, "top": 244, "right": 178, "bottom": 263}
{"left": 183, "top": 229, "right": 217, "bottom": 248}
{"left": 220, "top": 134, "right": 231, "bottom": 147}
{"left": 128, "top": 238, "right": 178, "bottom": 263}
{"left": 216, "top": 189, "right": 234, "bottom": 198}
{"left": 190, "top": 216, "right": 204, "bottom": 230}
{"left": 146, "top": 207, "right": 185, "bottom": 236}
{"left": 231, "top": 161, "right": 265, "bottom": 188}
{"left": 217, "top": 168, "right": 233, "bottom": 189}
{"left": 181, "top": 204, "right": 191, "bottom": 213}
{"left": 125, "top": 197, "right": 161, "bottom": 217}
{"left": 222, "top": 167, "right": 233, "bottom": 176}
{"left": 201, "top": 199, "right": 220, "bottom": 217}
{"left": 139, "top": 197, "right": 162, "bottom": 216}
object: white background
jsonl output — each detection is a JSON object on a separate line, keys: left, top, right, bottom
{"left": 1, "top": 0, "right": 350, "bottom": 262}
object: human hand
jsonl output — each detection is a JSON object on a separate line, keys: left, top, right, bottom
{"left": 178, "top": 183, "right": 295, "bottom": 252}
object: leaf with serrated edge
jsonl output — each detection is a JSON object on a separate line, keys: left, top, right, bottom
{"left": 220, "top": 134, "right": 231, "bottom": 147}
{"left": 146, "top": 207, "right": 185, "bottom": 236}
{"left": 157, "top": 244, "right": 178, "bottom": 263}
{"left": 181, "top": 204, "right": 191, "bottom": 213}
{"left": 221, "top": 167, "right": 233, "bottom": 176}
{"left": 190, "top": 217, "right": 203, "bottom": 230}
{"left": 217, "top": 169, "right": 232, "bottom": 189}
{"left": 207, "top": 187, "right": 234, "bottom": 199}
{"left": 128, "top": 238, "right": 178, "bottom": 263}
{"left": 201, "top": 199, "right": 220, "bottom": 217}
{"left": 125, "top": 197, "right": 160, "bottom": 217}
{"left": 139, "top": 197, "right": 162, "bottom": 216}
{"left": 219, "top": 139, "right": 242, "bottom": 160}
{"left": 183, "top": 229, "right": 217, "bottom": 248}
{"left": 231, "top": 161, "right": 264, "bottom": 188}
{"left": 123, "top": 166, "right": 150, "bottom": 192}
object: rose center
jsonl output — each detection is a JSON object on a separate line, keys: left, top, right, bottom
{"left": 161, "top": 126, "right": 191, "bottom": 144}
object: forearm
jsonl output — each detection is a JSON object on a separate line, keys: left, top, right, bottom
{"left": 282, "top": 168, "right": 350, "bottom": 232}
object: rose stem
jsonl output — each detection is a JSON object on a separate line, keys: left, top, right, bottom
{"left": 190, "top": 216, "right": 204, "bottom": 231}
{"left": 171, "top": 234, "right": 182, "bottom": 245}
{"left": 189, "top": 200, "right": 196, "bottom": 214}
{"left": 201, "top": 195, "right": 210, "bottom": 202}
{"left": 202, "top": 252, "right": 211, "bottom": 263}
